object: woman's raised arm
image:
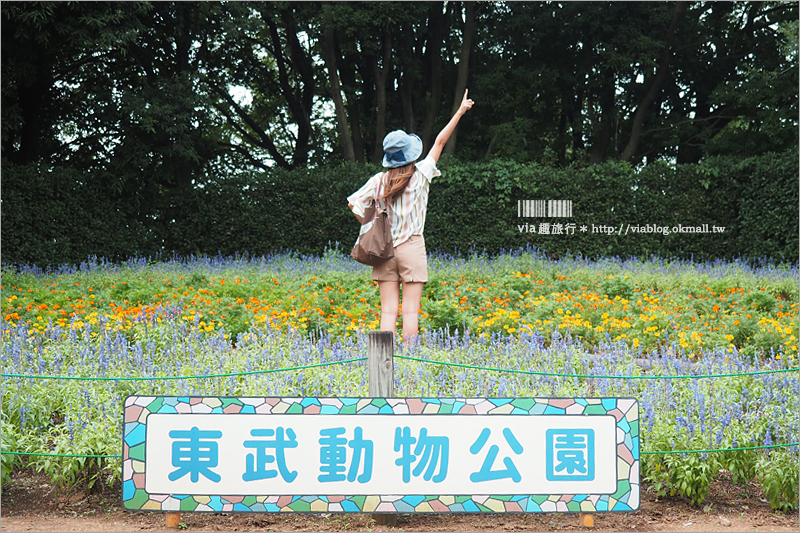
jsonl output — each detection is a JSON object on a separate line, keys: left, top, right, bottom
{"left": 427, "top": 89, "right": 475, "bottom": 164}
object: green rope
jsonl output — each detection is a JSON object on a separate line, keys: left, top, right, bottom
{"left": 395, "top": 354, "right": 799, "bottom": 380}
{"left": 0, "top": 357, "right": 366, "bottom": 381}
{"left": 4, "top": 442, "right": 796, "bottom": 460}
{"left": 641, "top": 442, "right": 799, "bottom": 455}
{"left": 3, "top": 354, "right": 796, "bottom": 381}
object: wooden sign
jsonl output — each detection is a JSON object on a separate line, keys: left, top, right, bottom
{"left": 122, "top": 396, "right": 639, "bottom": 513}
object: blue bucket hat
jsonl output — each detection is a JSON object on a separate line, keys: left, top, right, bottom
{"left": 382, "top": 130, "right": 423, "bottom": 168}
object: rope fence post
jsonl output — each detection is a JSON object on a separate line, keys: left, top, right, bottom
{"left": 368, "top": 331, "right": 394, "bottom": 397}
{"left": 368, "top": 331, "right": 396, "bottom": 526}
{"left": 165, "top": 512, "right": 181, "bottom": 529}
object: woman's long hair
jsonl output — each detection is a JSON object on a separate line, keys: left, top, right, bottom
{"left": 378, "top": 162, "right": 415, "bottom": 204}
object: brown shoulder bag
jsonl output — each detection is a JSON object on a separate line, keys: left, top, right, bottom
{"left": 351, "top": 175, "right": 395, "bottom": 266}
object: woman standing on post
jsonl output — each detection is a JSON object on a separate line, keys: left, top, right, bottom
{"left": 348, "top": 89, "right": 474, "bottom": 343}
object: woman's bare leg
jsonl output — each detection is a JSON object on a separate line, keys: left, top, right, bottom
{"left": 378, "top": 281, "right": 400, "bottom": 335}
{"left": 400, "top": 282, "right": 424, "bottom": 343}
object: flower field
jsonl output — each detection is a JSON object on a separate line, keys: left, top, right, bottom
{"left": 2, "top": 249, "right": 798, "bottom": 359}
{"left": 1, "top": 249, "right": 798, "bottom": 511}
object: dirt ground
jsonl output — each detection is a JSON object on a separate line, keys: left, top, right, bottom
{"left": 1, "top": 469, "right": 797, "bottom": 533}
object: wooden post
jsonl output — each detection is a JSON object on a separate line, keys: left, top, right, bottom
{"left": 165, "top": 512, "right": 181, "bottom": 529}
{"left": 579, "top": 512, "right": 595, "bottom": 528}
{"left": 368, "top": 331, "right": 397, "bottom": 526}
{"left": 368, "top": 331, "right": 394, "bottom": 397}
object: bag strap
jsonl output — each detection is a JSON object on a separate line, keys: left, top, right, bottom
{"left": 375, "top": 172, "right": 392, "bottom": 211}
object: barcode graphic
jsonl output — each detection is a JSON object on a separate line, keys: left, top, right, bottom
{"left": 548, "top": 200, "right": 572, "bottom": 217}
{"left": 518, "top": 200, "right": 572, "bottom": 217}
{"left": 518, "top": 200, "right": 546, "bottom": 217}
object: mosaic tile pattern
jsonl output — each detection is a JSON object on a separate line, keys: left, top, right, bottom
{"left": 122, "top": 396, "right": 639, "bottom": 513}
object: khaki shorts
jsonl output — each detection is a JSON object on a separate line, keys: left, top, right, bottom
{"left": 372, "top": 234, "right": 428, "bottom": 283}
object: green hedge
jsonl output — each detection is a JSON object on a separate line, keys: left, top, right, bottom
{"left": 165, "top": 163, "right": 369, "bottom": 258}
{"left": 2, "top": 150, "right": 797, "bottom": 267}
{"left": 0, "top": 164, "right": 158, "bottom": 266}
{"left": 424, "top": 152, "right": 798, "bottom": 261}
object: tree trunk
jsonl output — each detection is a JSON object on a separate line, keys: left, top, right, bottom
{"left": 321, "top": 4, "right": 355, "bottom": 162}
{"left": 400, "top": 77, "right": 416, "bottom": 134}
{"left": 421, "top": 3, "right": 448, "bottom": 150}
{"left": 620, "top": 1, "right": 685, "bottom": 162}
{"left": 571, "top": 32, "right": 593, "bottom": 155}
{"left": 15, "top": 75, "right": 49, "bottom": 165}
{"left": 372, "top": 25, "right": 392, "bottom": 164}
{"left": 444, "top": 1, "right": 475, "bottom": 155}
{"left": 264, "top": 7, "right": 314, "bottom": 168}
{"left": 338, "top": 51, "right": 366, "bottom": 162}
{"left": 293, "top": 25, "right": 315, "bottom": 168}
{"left": 677, "top": 85, "right": 713, "bottom": 164}
{"left": 589, "top": 68, "right": 616, "bottom": 164}
{"left": 555, "top": 109, "right": 568, "bottom": 165}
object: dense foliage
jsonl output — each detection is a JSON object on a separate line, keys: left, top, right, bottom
{"left": 3, "top": 149, "right": 797, "bottom": 266}
{"left": 1, "top": 253, "right": 798, "bottom": 510}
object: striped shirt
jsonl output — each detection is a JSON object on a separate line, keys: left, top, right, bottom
{"left": 348, "top": 156, "right": 440, "bottom": 247}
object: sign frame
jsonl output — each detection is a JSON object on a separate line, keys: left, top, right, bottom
{"left": 122, "top": 396, "right": 640, "bottom": 513}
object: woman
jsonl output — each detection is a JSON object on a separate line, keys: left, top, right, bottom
{"left": 348, "top": 89, "right": 474, "bottom": 343}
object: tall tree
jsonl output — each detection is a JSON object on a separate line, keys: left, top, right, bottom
{"left": 321, "top": 2, "right": 355, "bottom": 162}
{"left": 200, "top": 2, "right": 320, "bottom": 170}
{"left": 444, "top": 1, "right": 476, "bottom": 155}
{"left": 371, "top": 22, "right": 393, "bottom": 164}
{"left": 620, "top": 2, "right": 686, "bottom": 162}
{"left": 108, "top": 2, "right": 224, "bottom": 250}
{"left": 1, "top": 1, "right": 147, "bottom": 167}
{"left": 319, "top": 2, "right": 447, "bottom": 161}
